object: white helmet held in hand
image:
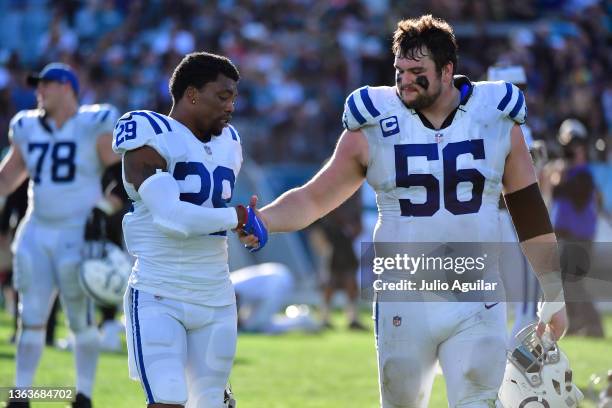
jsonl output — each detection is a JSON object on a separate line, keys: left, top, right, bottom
{"left": 80, "top": 241, "right": 131, "bottom": 306}
{"left": 498, "top": 323, "right": 583, "bottom": 407}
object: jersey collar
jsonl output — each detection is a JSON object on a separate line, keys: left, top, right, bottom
{"left": 414, "top": 75, "right": 474, "bottom": 131}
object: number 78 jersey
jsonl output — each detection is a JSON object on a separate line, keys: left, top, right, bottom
{"left": 112, "top": 110, "right": 243, "bottom": 306}
{"left": 8, "top": 105, "right": 118, "bottom": 225}
{"left": 343, "top": 78, "right": 526, "bottom": 243}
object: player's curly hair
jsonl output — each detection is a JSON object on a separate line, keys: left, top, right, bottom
{"left": 169, "top": 52, "right": 240, "bottom": 102}
{"left": 392, "top": 15, "right": 458, "bottom": 75}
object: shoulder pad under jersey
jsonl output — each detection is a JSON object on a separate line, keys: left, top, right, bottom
{"left": 342, "top": 86, "right": 397, "bottom": 131}
{"left": 476, "top": 80, "right": 527, "bottom": 125}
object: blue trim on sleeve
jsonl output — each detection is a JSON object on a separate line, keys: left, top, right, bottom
{"left": 149, "top": 111, "right": 172, "bottom": 132}
{"left": 132, "top": 111, "right": 162, "bottom": 135}
{"left": 509, "top": 90, "right": 524, "bottom": 119}
{"left": 496, "top": 82, "right": 513, "bottom": 111}
{"left": 133, "top": 289, "right": 155, "bottom": 404}
{"left": 359, "top": 87, "right": 381, "bottom": 118}
{"left": 348, "top": 94, "right": 366, "bottom": 125}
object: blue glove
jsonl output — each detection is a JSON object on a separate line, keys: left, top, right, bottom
{"left": 243, "top": 206, "right": 268, "bottom": 252}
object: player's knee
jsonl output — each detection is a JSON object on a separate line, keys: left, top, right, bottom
{"left": 149, "top": 380, "right": 188, "bottom": 407}
{"left": 74, "top": 326, "right": 100, "bottom": 351}
{"left": 381, "top": 356, "right": 425, "bottom": 407}
{"left": 20, "top": 306, "right": 48, "bottom": 328}
{"left": 188, "top": 386, "right": 225, "bottom": 408}
{"left": 147, "top": 363, "right": 187, "bottom": 406}
{"left": 462, "top": 336, "right": 505, "bottom": 387}
{"left": 18, "top": 328, "right": 46, "bottom": 347}
{"left": 141, "top": 348, "right": 186, "bottom": 404}
{"left": 57, "top": 260, "right": 83, "bottom": 299}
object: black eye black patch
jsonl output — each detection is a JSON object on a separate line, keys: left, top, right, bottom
{"left": 415, "top": 75, "right": 429, "bottom": 90}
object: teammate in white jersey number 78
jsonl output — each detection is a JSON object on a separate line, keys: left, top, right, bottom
{"left": 112, "top": 52, "right": 257, "bottom": 408}
{"left": 242, "top": 15, "right": 569, "bottom": 408}
{"left": 0, "top": 62, "right": 123, "bottom": 408}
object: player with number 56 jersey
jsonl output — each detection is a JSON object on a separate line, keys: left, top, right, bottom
{"left": 252, "top": 15, "right": 568, "bottom": 408}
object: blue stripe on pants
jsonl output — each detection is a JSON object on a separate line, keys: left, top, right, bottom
{"left": 132, "top": 289, "right": 155, "bottom": 404}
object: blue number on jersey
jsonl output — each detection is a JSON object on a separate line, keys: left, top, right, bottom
{"left": 173, "top": 162, "right": 211, "bottom": 206}
{"left": 212, "top": 166, "right": 235, "bottom": 208}
{"left": 28, "top": 141, "right": 77, "bottom": 183}
{"left": 443, "top": 140, "right": 485, "bottom": 215}
{"left": 395, "top": 139, "right": 485, "bottom": 216}
{"left": 173, "top": 162, "right": 235, "bottom": 235}
{"left": 115, "top": 121, "right": 137, "bottom": 147}
{"left": 395, "top": 144, "right": 440, "bottom": 216}
{"left": 172, "top": 162, "right": 234, "bottom": 208}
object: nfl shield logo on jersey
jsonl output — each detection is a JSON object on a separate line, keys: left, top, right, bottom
{"left": 204, "top": 145, "right": 212, "bottom": 155}
{"left": 393, "top": 315, "right": 402, "bottom": 327}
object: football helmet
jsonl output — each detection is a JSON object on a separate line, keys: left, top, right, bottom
{"left": 79, "top": 241, "right": 131, "bottom": 306}
{"left": 498, "top": 323, "right": 583, "bottom": 408}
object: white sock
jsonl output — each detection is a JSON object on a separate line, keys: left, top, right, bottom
{"left": 15, "top": 328, "right": 46, "bottom": 387}
{"left": 74, "top": 327, "right": 100, "bottom": 397}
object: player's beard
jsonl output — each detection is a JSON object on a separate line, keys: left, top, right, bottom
{"left": 405, "top": 81, "right": 442, "bottom": 110}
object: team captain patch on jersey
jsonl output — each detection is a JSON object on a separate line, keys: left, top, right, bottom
{"left": 9, "top": 104, "right": 118, "bottom": 225}
{"left": 341, "top": 78, "right": 527, "bottom": 244}
{"left": 112, "top": 110, "right": 243, "bottom": 306}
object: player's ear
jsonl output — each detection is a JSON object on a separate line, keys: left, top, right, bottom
{"left": 185, "top": 86, "right": 198, "bottom": 102}
{"left": 442, "top": 62, "right": 453, "bottom": 83}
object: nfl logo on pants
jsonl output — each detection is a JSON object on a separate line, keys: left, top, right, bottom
{"left": 393, "top": 315, "right": 402, "bottom": 327}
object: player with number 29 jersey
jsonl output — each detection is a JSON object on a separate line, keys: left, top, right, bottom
{"left": 343, "top": 78, "right": 526, "bottom": 244}
{"left": 9, "top": 104, "right": 118, "bottom": 226}
{"left": 112, "top": 110, "right": 242, "bottom": 307}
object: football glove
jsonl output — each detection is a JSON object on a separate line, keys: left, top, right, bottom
{"left": 243, "top": 206, "right": 268, "bottom": 252}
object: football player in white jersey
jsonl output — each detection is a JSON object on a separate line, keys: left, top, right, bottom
{"left": 0, "top": 63, "right": 122, "bottom": 408}
{"left": 113, "top": 52, "right": 258, "bottom": 408}
{"left": 244, "top": 15, "right": 568, "bottom": 407}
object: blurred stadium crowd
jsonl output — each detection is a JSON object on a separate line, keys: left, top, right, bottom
{"left": 0, "top": 0, "right": 610, "bottom": 166}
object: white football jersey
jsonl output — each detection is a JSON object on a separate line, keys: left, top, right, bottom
{"left": 112, "top": 110, "right": 243, "bottom": 307}
{"left": 342, "top": 78, "right": 527, "bottom": 244}
{"left": 9, "top": 104, "right": 118, "bottom": 226}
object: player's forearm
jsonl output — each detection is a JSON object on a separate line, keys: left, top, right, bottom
{"left": 138, "top": 171, "right": 240, "bottom": 238}
{"left": 0, "top": 172, "right": 26, "bottom": 197}
{"left": 520, "top": 233, "right": 564, "bottom": 303}
{"left": 261, "top": 187, "right": 324, "bottom": 233}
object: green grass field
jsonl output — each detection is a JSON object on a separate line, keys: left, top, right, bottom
{"left": 0, "top": 311, "right": 611, "bottom": 408}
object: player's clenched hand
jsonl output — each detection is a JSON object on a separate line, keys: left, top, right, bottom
{"left": 537, "top": 303, "right": 568, "bottom": 341}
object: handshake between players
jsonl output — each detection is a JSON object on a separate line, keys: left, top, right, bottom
{"left": 234, "top": 195, "right": 268, "bottom": 253}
